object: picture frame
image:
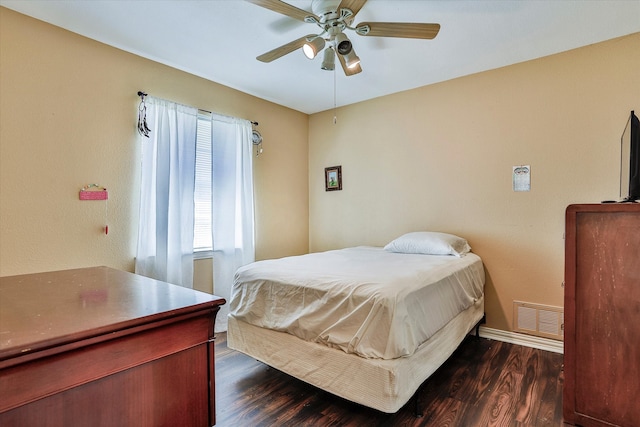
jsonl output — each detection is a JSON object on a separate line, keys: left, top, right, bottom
{"left": 325, "top": 165, "right": 342, "bottom": 191}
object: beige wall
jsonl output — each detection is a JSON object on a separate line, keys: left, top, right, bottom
{"left": 309, "top": 33, "right": 640, "bottom": 332}
{"left": 0, "top": 8, "right": 309, "bottom": 293}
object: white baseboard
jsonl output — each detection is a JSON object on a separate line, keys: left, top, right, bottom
{"left": 477, "top": 326, "right": 564, "bottom": 354}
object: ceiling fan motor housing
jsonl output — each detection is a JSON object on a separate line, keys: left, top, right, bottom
{"left": 311, "top": 0, "right": 342, "bottom": 23}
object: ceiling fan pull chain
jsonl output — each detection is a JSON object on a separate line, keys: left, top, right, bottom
{"left": 333, "top": 65, "right": 337, "bottom": 125}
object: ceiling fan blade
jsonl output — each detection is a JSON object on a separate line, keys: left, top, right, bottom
{"left": 355, "top": 22, "right": 441, "bottom": 39}
{"left": 257, "top": 34, "right": 315, "bottom": 63}
{"left": 337, "top": 52, "right": 362, "bottom": 76}
{"left": 337, "top": 0, "right": 367, "bottom": 19}
{"left": 245, "top": 0, "right": 318, "bottom": 23}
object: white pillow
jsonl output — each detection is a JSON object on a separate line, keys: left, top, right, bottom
{"left": 384, "top": 232, "right": 471, "bottom": 257}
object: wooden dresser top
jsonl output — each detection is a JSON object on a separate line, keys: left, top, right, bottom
{"left": 0, "top": 266, "right": 225, "bottom": 360}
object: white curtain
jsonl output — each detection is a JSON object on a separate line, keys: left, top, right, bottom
{"left": 211, "top": 114, "right": 255, "bottom": 331}
{"left": 135, "top": 97, "right": 198, "bottom": 288}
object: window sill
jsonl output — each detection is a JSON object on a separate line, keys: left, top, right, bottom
{"left": 193, "top": 250, "right": 214, "bottom": 260}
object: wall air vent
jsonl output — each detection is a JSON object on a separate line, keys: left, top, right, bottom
{"left": 513, "top": 301, "right": 564, "bottom": 341}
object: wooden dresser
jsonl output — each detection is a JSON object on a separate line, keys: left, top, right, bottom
{"left": 0, "top": 266, "right": 225, "bottom": 426}
{"left": 563, "top": 204, "right": 640, "bottom": 427}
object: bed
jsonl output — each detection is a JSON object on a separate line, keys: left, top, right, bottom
{"left": 227, "top": 232, "right": 485, "bottom": 413}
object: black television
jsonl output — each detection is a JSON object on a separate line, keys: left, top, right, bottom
{"left": 620, "top": 110, "right": 639, "bottom": 202}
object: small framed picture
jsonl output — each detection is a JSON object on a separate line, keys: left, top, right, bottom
{"left": 325, "top": 165, "right": 342, "bottom": 191}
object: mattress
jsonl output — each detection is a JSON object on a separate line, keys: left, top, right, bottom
{"left": 230, "top": 247, "right": 485, "bottom": 359}
{"left": 227, "top": 295, "right": 485, "bottom": 413}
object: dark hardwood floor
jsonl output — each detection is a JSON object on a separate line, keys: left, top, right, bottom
{"left": 214, "top": 332, "right": 564, "bottom": 426}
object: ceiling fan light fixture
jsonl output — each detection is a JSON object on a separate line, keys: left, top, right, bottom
{"left": 334, "top": 32, "right": 352, "bottom": 55}
{"left": 343, "top": 49, "right": 360, "bottom": 69}
{"left": 302, "top": 36, "right": 325, "bottom": 59}
{"left": 321, "top": 47, "right": 335, "bottom": 71}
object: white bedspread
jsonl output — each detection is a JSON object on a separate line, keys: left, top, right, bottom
{"left": 229, "top": 247, "right": 485, "bottom": 359}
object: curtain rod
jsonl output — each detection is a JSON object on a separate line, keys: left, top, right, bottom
{"left": 137, "top": 91, "right": 258, "bottom": 126}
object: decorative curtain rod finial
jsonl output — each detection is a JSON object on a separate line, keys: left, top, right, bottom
{"left": 137, "top": 92, "right": 150, "bottom": 137}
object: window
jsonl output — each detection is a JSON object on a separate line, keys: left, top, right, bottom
{"left": 135, "top": 96, "right": 253, "bottom": 295}
{"left": 193, "top": 111, "right": 212, "bottom": 252}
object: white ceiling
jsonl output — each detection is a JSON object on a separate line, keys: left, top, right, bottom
{"left": 2, "top": 0, "right": 639, "bottom": 114}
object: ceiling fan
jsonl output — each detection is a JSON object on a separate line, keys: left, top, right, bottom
{"left": 246, "top": 0, "right": 441, "bottom": 76}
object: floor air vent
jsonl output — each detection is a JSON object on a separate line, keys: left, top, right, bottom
{"left": 513, "top": 301, "right": 564, "bottom": 341}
